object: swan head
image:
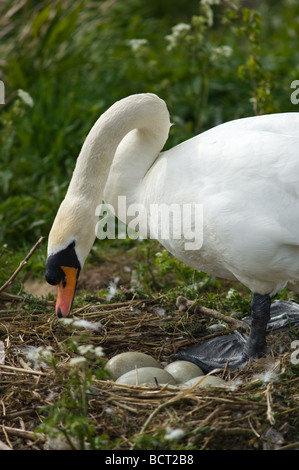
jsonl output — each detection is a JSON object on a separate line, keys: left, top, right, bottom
{"left": 45, "top": 241, "right": 81, "bottom": 318}
{"left": 45, "top": 197, "right": 97, "bottom": 317}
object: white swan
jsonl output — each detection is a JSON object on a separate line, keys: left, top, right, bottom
{"left": 46, "top": 93, "right": 299, "bottom": 361}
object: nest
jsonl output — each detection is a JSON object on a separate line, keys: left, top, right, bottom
{"left": 0, "top": 294, "right": 298, "bottom": 451}
{"left": 0, "top": 239, "right": 298, "bottom": 450}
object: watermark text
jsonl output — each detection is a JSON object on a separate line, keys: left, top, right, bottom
{"left": 95, "top": 196, "right": 203, "bottom": 250}
{"left": 290, "top": 80, "right": 299, "bottom": 105}
{"left": 0, "top": 80, "right": 4, "bottom": 104}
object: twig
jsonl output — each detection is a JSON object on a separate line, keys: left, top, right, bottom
{"left": 0, "top": 291, "right": 54, "bottom": 306}
{"left": 247, "top": 416, "right": 261, "bottom": 438}
{"left": 1, "top": 408, "right": 41, "bottom": 421}
{"left": 110, "top": 401, "right": 138, "bottom": 414}
{"left": 137, "top": 397, "right": 178, "bottom": 437}
{"left": 135, "top": 372, "right": 223, "bottom": 439}
{"left": 194, "top": 404, "right": 226, "bottom": 429}
{"left": 176, "top": 296, "right": 247, "bottom": 329}
{"left": 0, "top": 291, "right": 30, "bottom": 302}
{"left": 0, "top": 424, "right": 45, "bottom": 442}
{"left": 275, "top": 441, "right": 299, "bottom": 451}
{"left": 0, "top": 364, "right": 47, "bottom": 376}
{"left": 0, "top": 236, "right": 45, "bottom": 294}
{"left": 1, "top": 425, "right": 12, "bottom": 449}
{"left": 198, "top": 304, "right": 247, "bottom": 328}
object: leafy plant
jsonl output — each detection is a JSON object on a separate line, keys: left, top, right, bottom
{"left": 37, "top": 338, "right": 108, "bottom": 450}
{"left": 1, "top": 0, "right": 298, "bottom": 251}
{"left": 237, "top": 8, "right": 280, "bottom": 114}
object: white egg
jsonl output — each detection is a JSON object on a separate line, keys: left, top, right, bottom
{"left": 115, "top": 366, "right": 176, "bottom": 385}
{"left": 181, "top": 375, "right": 227, "bottom": 389}
{"left": 104, "top": 351, "right": 161, "bottom": 380}
{"left": 164, "top": 360, "right": 204, "bottom": 383}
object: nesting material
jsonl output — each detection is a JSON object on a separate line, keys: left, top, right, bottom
{"left": 0, "top": 291, "right": 297, "bottom": 450}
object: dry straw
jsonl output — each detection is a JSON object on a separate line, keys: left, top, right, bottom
{"left": 0, "top": 239, "right": 298, "bottom": 450}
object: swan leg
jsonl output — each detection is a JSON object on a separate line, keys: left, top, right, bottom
{"left": 243, "top": 293, "right": 271, "bottom": 359}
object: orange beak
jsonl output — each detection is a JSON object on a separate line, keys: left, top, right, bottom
{"left": 56, "top": 266, "right": 78, "bottom": 317}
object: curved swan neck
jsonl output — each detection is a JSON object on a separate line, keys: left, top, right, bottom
{"left": 67, "top": 93, "right": 171, "bottom": 206}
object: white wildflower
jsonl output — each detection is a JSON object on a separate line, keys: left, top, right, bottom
{"left": 210, "top": 45, "right": 233, "bottom": 63}
{"left": 77, "top": 345, "right": 95, "bottom": 356}
{"left": 201, "top": 0, "right": 221, "bottom": 5}
{"left": 17, "top": 89, "right": 34, "bottom": 107}
{"left": 226, "top": 287, "right": 237, "bottom": 299}
{"left": 127, "top": 38, "right": 148, "bottom": 52}
{"left": 94, "top": 346, "right": 104, "bottom": 358}
{"left": 171, "top": 23, "right": 191, "bottom": 35}
{"left": 165, "top": 23, "right": 191, "bottom": 50}
{"left": 70, "top": 357, "right": 87, "bottom": 367}
{"left": 76, "top": 344, "right": 104, "bottom": 359}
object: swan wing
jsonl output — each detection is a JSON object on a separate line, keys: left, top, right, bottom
{"left": 141, "top": 113, "right": 299, "bottom": 293}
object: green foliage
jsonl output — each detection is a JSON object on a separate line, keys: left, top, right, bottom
{"left": 155, "top": 250, "right": 195, "bottom": 283}
{"left": 133, "top": 242, "right": 197, "bottom": 290}
{"left": 237, "top": 9, "right": 280, "bottom": 114}
{"left": 37, "top": 337, "right": 109, "bottom": 450}
{"left": 0, "top": 0, "right": 298, "bottom": 251}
